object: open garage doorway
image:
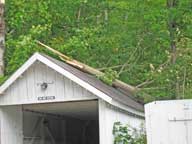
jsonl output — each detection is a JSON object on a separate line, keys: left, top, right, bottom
{"left": 22, "top": 100, "right": 99, "bottom": 144}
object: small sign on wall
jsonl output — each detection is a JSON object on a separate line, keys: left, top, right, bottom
{"left": 37, "top": 96, "right": 56, "bottom": 101}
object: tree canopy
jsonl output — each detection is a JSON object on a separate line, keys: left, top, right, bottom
{"left": 4, "top": 0, "right": 192, "bottom": 103}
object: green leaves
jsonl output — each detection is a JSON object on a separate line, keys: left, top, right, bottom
{"left": 113, "top": 122, "right": 146, "bottom": 144}
{"left": 5, "top": 24, "right": 50, "bottom": 75}
{"left": 4, "top": 0, "right": 192, "bottom": 102}
{"left": 98, "top": 69, "right": 119, "bottom": 85}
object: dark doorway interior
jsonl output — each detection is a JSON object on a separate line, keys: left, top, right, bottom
{"left": 23, "top": 100, "right": 99, "bottom": 144}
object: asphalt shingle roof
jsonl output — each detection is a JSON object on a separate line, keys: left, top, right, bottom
{"left": 42, "top": 54, "right": 144, "bottom": 112}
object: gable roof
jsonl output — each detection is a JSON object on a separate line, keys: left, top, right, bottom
{"left": 0, "top": 53, "right": 144, "bottom": 112}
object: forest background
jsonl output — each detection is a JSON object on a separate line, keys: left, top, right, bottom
{"left": 4, "top": 0, "right": 192, "bottom": 103}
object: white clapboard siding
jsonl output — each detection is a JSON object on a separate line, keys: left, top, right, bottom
{"left": 0, "top": 105, "right": 23, "bottom": 144}
{"left": 0, "top": 61, "right": 96, "bottom": 105}
{"left": 55, "top": 71, "right": 65, "bottom": 101}
{"left": 18, "top": 72, "right": 28, "bottom": 101}
{"left": 99, "top": 99, "right": 144, "bottom": 144}
{"left": 26, "top": 64, "right": 36, "bottom": 101}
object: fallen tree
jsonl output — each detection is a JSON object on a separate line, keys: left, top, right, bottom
{"left": 36, "top": 40, "right": 138, "bottom": 95}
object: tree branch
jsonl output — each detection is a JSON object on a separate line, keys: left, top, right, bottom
{"left": 36, "top": 41, "right": 138, "bottom": 94}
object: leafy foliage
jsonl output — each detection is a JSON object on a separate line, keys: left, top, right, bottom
{"left": 4, "top": 0, "right": 192, "bottom": 102}
{"left": 98, "top": 69, "right": 119, "bottom": 85}
{"left": 113, "top": 122, "right": 146, "bottom": 144}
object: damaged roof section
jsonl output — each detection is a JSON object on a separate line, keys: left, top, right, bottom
{"left": 0, "top": 53, "right": 144, "bottom": 112}
{"left": 42, "top": 54, "right": 144, "bottom": 111}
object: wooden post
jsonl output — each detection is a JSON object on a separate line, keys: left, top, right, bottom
{"left": 0, "top": 0, "right": 5, "bottom": 76}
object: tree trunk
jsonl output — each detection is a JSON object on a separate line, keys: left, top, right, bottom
{"left": 167, "top": 0, "right": 178, "bottom": 64}
{"left": 37, "top": 41, "right": 138, "bottom": 94}
{"left": 0, "top": 0, "right": 5, "bottom": 76}
{"left": 167, "top": 0, "right": 181, "bottom": 98}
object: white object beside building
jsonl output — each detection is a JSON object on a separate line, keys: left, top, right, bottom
{"left": 145, "top": 100, "right": 192, "bottom": 144}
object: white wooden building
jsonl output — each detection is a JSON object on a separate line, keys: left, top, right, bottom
{"left": 145, "top": 100, "right": 192, "bottom": 144}
{"left": 0, "top": 53, "right": 144, "bottom": 144}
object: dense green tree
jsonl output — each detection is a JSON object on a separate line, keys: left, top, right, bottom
{"left": 4, "top": 0, "right": 192, "bottom": 102}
